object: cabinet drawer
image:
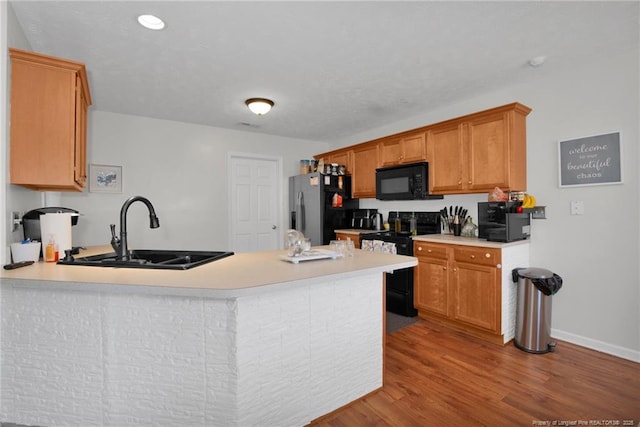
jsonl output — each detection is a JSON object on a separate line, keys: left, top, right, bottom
{"left": 414, "top": 242, "right": 448, "bottom": 259}
{"left": 454, "top": 247, "right": 501, "bottom": 266}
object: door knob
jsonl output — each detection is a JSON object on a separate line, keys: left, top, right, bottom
{"left": 272, "top": 225, "right": 277, "bottom": 230}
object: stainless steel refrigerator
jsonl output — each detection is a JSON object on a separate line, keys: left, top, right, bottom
{"left": 289, "top": 173, "right": 359, "bottom": 245}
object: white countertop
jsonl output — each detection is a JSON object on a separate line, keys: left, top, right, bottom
{"left": 412, "top": 234, "right": 530, "bottom": 248}
{"left": 1, "top": 245, "right": 416, "bottom": 297}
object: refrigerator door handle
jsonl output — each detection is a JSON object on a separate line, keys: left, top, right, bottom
{"left": 295, "top": 192, "right": 305, "bottom": 232}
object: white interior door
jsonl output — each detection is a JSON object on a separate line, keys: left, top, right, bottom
{"left": 229, "top": 154, "right": 281, "bottom": 253}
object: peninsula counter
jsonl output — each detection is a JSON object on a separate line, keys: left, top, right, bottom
{"left": 1, "top": 246, "right": 416, "bottom": 426}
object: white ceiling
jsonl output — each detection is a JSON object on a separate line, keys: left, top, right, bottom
{"left": 9, "top": 1, "right": 639, "bottom": 141}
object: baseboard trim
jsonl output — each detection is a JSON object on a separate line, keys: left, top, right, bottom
{"left": 551, "top": 328, "right": 640, "bottom": 363}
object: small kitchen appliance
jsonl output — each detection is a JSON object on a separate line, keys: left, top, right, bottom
{"left": 375, "top": 162, "right": 443, "bottom": 201}
{"left": 478, "top": 202, "right": 530, "bottom": 242}
{"left": 371, "top": 212, "right": 384, "bottom": 231}
{"left": 22, "top": 207, "right": 79, "bottom": 242}
{"left": 351, "top": 208, "right": 378, "bottom": 229}
{"left": 360, "top": 211, "right": 441, "bottom": 316}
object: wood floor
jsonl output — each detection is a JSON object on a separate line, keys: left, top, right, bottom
{"left": 310, "top": 319, "right": 640, "bottom": 427}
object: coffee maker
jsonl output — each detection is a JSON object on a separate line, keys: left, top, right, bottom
{"left": 22, "top": 207, "right": 79, "bottom": 242}
{"left": 478, "top": 202, "right": 530, "bottom": 242}
{"left": 351, "top": 208, "right": 378, "bottom": 229}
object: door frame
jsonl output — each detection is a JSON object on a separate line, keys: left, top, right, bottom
{"left": 227, "top": 152, "right": 284, "bottom": 251}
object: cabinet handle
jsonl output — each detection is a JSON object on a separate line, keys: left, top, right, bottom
{"left": 427, "top": 249, "right": 432, "bottom": 253}
{"left": 470, "top": 255, "right": 475, "bottom": 259}
{"left": 468, "top": 180, "right": 472, "bottom": 184}
{"left": 418, "top": 247, "right": 423, "bottom": 251}
{"left": 443, "top": 266, "right": 447, "bottom": 270}
{"left": 485, "top": 253, "right": 491, "bottom": 258}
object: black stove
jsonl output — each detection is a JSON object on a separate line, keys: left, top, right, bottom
{"left": 360, "top": 211, "right": 441, "bottom": 317}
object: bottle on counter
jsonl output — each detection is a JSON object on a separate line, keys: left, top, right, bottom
{"left": 45, "top": 234, "right": 59, "bottom": 263}
{"left": 394, "top": 212, "right": 402, "bottom": 233}
{"left": 409, "top": 212, "right": 417, "bottom": 236}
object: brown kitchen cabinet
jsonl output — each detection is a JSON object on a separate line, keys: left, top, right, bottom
{"left": 9, "top": 48, "right": 92, "bottom": 191}
{"left": 414, "top": 241, "right": 503, "bottom": 342}
{"left": 451, "top": 246, "right": 501, "bottom": 333}
{"left": 379, "top": 132, "right": 426, "bottom": 167}
{"left": 426, "top": 103, "right": 531, "bottom": 195}
{"left": 351, "top": 142, "right": 379, "bottom": 198}
{"left": 414, "top": 242, "right": 450, "bottom": 316}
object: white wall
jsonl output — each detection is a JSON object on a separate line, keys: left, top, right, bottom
{"left": 60, "top": 112, "right": 329, "bottom": 251}
{"left": 328, "top": 49, "right": 640, "bottom": 360}
{"left": 3, "top": 2, "right": 40, "bottom": 264}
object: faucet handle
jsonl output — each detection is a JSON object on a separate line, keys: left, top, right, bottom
{"left": 110, "top": 224, "right": 120, "bottom": 252}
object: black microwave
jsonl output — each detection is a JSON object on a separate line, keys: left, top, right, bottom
{"left": 375, "top": 162, "right": 442, "bottom": 200}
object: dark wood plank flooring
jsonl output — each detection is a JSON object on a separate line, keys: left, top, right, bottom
{"left": 311, "top": 319, "right": 640, "bottom": 427}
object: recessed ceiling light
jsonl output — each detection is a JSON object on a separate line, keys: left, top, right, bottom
{"left": 137, "top": 14, "right": 165, "bottom": 30}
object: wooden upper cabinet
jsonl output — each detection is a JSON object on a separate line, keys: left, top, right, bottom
{"left": 427, "top": 103, "right": 531, "bottom": 195}
{"left": 9, "top": 48, "right": 92, "bottom": 192}
{"left": 315, "top": 102, "right": 530, "bottom": 197}
{"left": 379, "top": 132, "right": 427, "bottom": 167}
{"left": 426, "top": 122, "right": 465, "bottom": 194}
{"left": 351, "top": 142, "right": 379, "bottom": 198}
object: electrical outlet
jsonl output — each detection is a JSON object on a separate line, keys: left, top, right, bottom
{"left": 10, "top": 211, "right": 21, "bottom": 232}
{"left": 570, "top": 200, "right": 584, "bottom": 215}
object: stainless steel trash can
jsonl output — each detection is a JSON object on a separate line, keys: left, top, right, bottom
{"left": 512, "top": 268, "right": 563, "bottom": 354}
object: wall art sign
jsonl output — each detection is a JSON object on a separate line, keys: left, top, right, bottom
{"left": 89, "top": 164, "right": 123, "bottom": 193}
{"left": 558, "top": 132, "right": 622, "bottom": 187}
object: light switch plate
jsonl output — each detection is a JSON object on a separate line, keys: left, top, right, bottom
{"left": 570, "top": 200, "right": 584, "bottom": 215}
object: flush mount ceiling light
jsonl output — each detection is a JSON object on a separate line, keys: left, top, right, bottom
{"left": 245, "top": 98, "right": 274, "bottom": 115}
{"left": 528, "top": 55, "right": 546, "bottom": 68}
{"left": 137, "top": 14, "right": 165, "bottom": 30}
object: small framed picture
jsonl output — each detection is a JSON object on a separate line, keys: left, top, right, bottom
{"left": 89, "top": 164, "right": 123, "bottom": 193}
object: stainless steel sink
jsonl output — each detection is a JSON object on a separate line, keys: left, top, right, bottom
{"left": 58, "top": 249, "right": 234, "bottom": 270}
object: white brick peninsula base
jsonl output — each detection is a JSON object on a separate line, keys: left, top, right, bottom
{"left": 1, "top": 247, "right": 415, "bottom": 426}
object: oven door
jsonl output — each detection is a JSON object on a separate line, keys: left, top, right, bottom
{"left": 360, "top": 235, "right": 418, "bottom": 317}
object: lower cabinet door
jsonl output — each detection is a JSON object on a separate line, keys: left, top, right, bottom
{"left": 415, "top": 257, "right": 449, "bottom": 316}
{"left": 452, "top": 262, "right": 500, "bottom": 332}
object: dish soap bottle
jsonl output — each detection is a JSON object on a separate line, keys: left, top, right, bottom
{"left": 45, "top": 234, "right": 59, "bottom": 263}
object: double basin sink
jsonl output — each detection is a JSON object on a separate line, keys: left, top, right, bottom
{"left": 58, "top": 249, "right": 234, "bottom": 270}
